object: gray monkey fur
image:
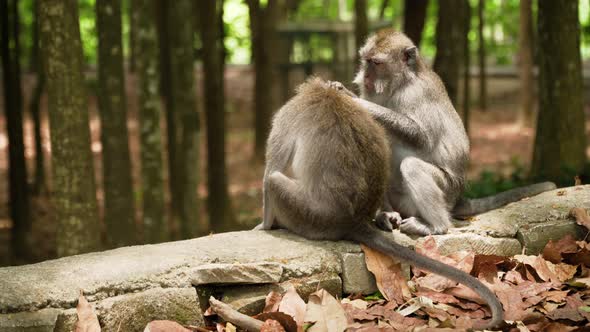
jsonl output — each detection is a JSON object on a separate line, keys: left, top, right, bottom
{"left": 339, "top": 29, "right": 556, "bottom": 235}
{"left": 257, "top": 77, "right": 504, "bottom": 329}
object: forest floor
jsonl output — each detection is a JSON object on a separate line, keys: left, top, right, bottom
{"left": 0, "top": 65, "right": 589, "bottom": 266}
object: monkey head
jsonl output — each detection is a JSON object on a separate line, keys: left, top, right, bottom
{"left": 353, "top": 30, "right": 423, "bottom": 98}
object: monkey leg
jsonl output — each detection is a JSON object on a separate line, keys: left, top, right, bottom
{"left": 266, "top": 171, "right": 344, "bottom": 240}
{"left": 398, "top": 157, "right": 452, "bottom": 235}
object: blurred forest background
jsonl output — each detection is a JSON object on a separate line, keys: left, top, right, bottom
{"left": 0, "top": 0, "right": 589, "bottom": 266}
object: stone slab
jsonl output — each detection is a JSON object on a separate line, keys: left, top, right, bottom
{"left": 191, "top": 262, "right": 283, "bottom": 285}
{"left": 416, "top": 233, "right": 522, "bottom": 257}
{"left": 341, "top": 253, "right": 377, "bottom": 295}
{"left": 517, "top": 219, "right": 586, "bottom": 255}
{"left": 0, "top": 308, "right": 60, "bottom": 332}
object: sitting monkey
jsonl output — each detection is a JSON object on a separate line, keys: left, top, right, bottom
{"left": 329, "top": 29, "right": 555, "bottom": 235}
{"left": 256, "top": 77, "right": 503, "bottom": 330}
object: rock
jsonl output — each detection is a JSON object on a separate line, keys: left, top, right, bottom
{"left": 517, "top": 220, "right": 586, "bottom": 255}
{"left": 452, "top": 185, "right": 590, "bottom": 238}
{"left": 0, "top": 308, "right": 60, "bottom": 332}
{"left": 191, "top": 262, "right": 283, "bottom": 285}
{"left": 417, "top": 233, "right": 522, "bottom": 256}
{"left": 341, "top": 253, "right": 377, "bottom": 295}
{"left": 53, "top": 288, "right": 201, "bottom": 332}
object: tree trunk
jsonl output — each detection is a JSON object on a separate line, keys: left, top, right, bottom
{"left": 354, "top": 0, "right": 368, "bottom": 67}
{"left": 156, "top": 0, "right": 180, "bottom": 238}
{"left": 168, "top": 0, "right": 201, "bottom": 238}
{"left": 531, "top": 1, "right": 586, "bottom": 183}
{"left": 39, "top": 0, "right": 101, "bottom": 257}
{"left": 30, "top": 0, "right": 46, "bottom": 195}
{"left": 247, "top": 0, "right": 282, "bottom": 161}
{"left": 517, "top": 0, "right": 534, "bottom": 128}
{"left": 1, "top": 0, "right": 31, "bottom": 261}
{"left": 402, "top": 0, "right": 428, "bottom": 47}
{"left": 462, "top": 0, "right": 471, "bottom": 133}
{"left": 96, "top": 0, "right": 136, "bottom": 248}
{"left": 433, "top": 0, "right": 463, "bottom": 107}
{"left": 200, "top": 0, "right": 236, "bottom": 233}
{"left": 128, "top": 0, "right": 138, "bottom": 73}
{"left": 477, "top": 0, "right": 486, "bottom": 110}
{"left": 136, "top": 0, "right": 166, "bottom": 243}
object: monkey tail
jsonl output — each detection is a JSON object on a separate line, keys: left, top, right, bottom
{"left": 452, "top": 181, "right": 557, "bottom": 218}
{"left": 351, "top": 225, "right": 504, "bottom": 330}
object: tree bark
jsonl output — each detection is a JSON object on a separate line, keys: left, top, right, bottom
{"left": 402, "top": 0, "right": 428, "bottom": 47}
{"left": 433, "top": 0, "right": 463, "bottom": 107}
{"left": 128, "top": 0, "right": 138, "bottom": 73}
{"left": 96, "top": 0, "right": 136, "bottom": 247}
{"left": 517, "top": 0, "right": 534, "bottom": 128}
{"left": 200, "top": 0, "right": 236, "bottom": 233}
{"left": 462, "top": 0, "right": 471, "bottom": 133}
{"left": 246, "top": 0, "right": 282, "bottom": 161}
{"left": 532, "top": 1, "right": 587, "bottom": 183}
{"left": 30, "top": 0, "right": 46, "bottom": 195}
{"left": 136, "top": 0, "right": 166, "bottom": 243}
{"left": 1, "top": 0, "right": 31, "bottom": 260}
{"left": 39, "top": 0, "right": 101, "bottom": 256}
{"left": 477, "top": 0, "right": 486, "bottom": 110}
{"left": 354, "top": 0, "right": 368, "bottom": 68}
{"left": 168, "top": 0, "right": 201, "bottom": 238}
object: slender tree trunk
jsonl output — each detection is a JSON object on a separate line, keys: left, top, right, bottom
{"left": 156, "top": 0, "right": 180, "bottom": 238}
{"left": 200, "top": 0, "right": 236, "bottom": 233}
{"left": 379, "top": 0, "right": 391, "bottom": 20}
{"left": 477, "top": 0, "right": 486, "bottom": 110}
{"left": 168, "top": 0, "right": 201, "bottom": 238}
{"left": 136, "top": 0, "right": 166, "bottom": 243}
{"left": 128, "top": 0, "right": 138, "bottom": 72}
{"left": 433, "top": 0, "right": 463, "bottom": 107}
{"left": 462, "top": 0, "right": 471, "bottom": 133}
{"left": 1, "top": 0, "right": 31, "bottom": 261}
{"left": 39, "top": 0, "right": 101, "bottom": 257}
{"left": 30, "top": 0, "right": 46, "bottom": 195}
{"left": 517, "top": 0, "right": 534, "bottom": 128}
{"left": 247, "top": 0, "right": 281, "bottom": 161}
{"left": 354, "top": 0, "right": 368, "bottom": 68}
{"left": 402, "top": 0, "right": 428, "bottom": 47}
{"left": 531, "top": 1, "right": 586, "bottom": 183}
{"left": 96, "top": 0, "right": 136, "bottom": 247}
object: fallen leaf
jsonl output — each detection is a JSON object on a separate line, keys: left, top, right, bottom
{"left": 226, "top": 322, "right": 237, "bottom": 332}
{"left": 278, "top": 285, "right": 306, "bottom": 326}
{"left": 556, "top": 190, "right": 567, "bottom": 196}
{"left": 361, "top": 244, "right": 411, "bottom": 304}
{"left": 255, "top": 312, "right": 297, "bottom": 332}
{"left": 546, "top": 294, "right": 586, "bottom": 322}
{"left": 260, "top": 320, "right": 287, "bottom": 332}
{"left": 513, "top": 255, "right": 577, "bottom": 283}
{"left": 570, "top": 208, "right": 590, "bottom": 230}
{"left": 397, "top": 296, "right": 434, "bottom": 316}
{"left": 542, "top": 235, "right": 579, "bottom": 263}
{"left": 144, "top": 321, "right": 192, "bottom": 332}
{"left": 264, "top": 291, "right": 283, "bottom": 313}
{"left": 75, "top": 291, "right": 100, "bottom": 332}
{"left": 340, "top": 298, "right": 368, "bottom": 310}
{"left": 304, "top": 289, "right": 347, "bottom": 332}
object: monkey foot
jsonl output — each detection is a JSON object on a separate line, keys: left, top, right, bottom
{"left": 375, "top": 211, "right": 402, "bottom": 232}
{"left": 398, "top": 216, "right": 435, "bottom": 236}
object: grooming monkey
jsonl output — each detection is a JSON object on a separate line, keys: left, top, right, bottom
{"left": 330, "top": 29, "right": 555, "bottom": 235}
{"left": 256, "top": 77, "right": 503, "bottom": 329}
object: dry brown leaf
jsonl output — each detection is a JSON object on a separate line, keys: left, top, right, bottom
{"left": 278, "top": 285, "right": 306, "bottom": 326}
{"left": 264, "top": 291, "right": 283, "bottom": 313}
{"left": 260, "top": 319, "right": 287, "bottom": 332}
{"left": 304, "top": 289, "right": 347, "bottom": 332}
{"left": 360, "top": 244, "right": 411, "bottom": 304}
{"left": 513, "top": 255, "right": 577, "bottom": 283}
{"left": 75, "top": 291, "right": 100, "bottom": 332}
{"left": 540, "top": 290, "right": 569, "bottom": 303}
{"left": 570, "top": 207, "right": 590, "bottom": 230}
{"left": 546, "top": 294, "right": 586, "bottom": 322}
{"left": 542, "top": 235, "right": 579, "bottom": 263}
{"left": 144, "top": 321, "right": 192, "bottom": 332}
{"left": 255, "top": 312, "right": 297, "bottom": 332}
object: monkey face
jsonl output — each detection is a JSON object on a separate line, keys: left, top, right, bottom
{"left": 354, "top": 30, "right": 420, "bottom": 97}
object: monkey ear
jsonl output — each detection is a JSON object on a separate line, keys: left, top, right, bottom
{"left": 403, "top": 46, "right": 419, "bottom": 67}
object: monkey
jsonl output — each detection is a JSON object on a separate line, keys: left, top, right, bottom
{"left": 328, "top": 29, "right": 556, "bottom": 236}
{"left": 256, "top": 77, "right": 504, "bottom": 330}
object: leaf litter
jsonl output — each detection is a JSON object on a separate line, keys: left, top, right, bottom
{"left": 146, "top": 207, "right": 590, "bottom": 332}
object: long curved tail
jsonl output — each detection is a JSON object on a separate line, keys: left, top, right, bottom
{"left": 452, "top": 182, "right": 557, "bottom": 218}
{"left": 351, "top": 225, "right": 504, "bottom": 330}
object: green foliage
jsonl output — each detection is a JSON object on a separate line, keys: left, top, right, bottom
{"left": 364, "top": 291, "right": 385, "bottom": 301}
{"left": 224, "top": 0, "right": 251, "bottom": 64}
{"left": 464, "top": 157, "right": 527, "bottom": 198}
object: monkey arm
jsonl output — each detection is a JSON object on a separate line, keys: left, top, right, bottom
{"left": 353, "top": 98, "right": 431, "bottom": 148}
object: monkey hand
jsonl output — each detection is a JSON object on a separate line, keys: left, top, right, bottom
{"left": 326, "top": 80, "right": 357, "bottom": 98}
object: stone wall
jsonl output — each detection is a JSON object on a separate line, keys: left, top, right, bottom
{"left": 0, "top": 186, "right": 588, "bottom": 331}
